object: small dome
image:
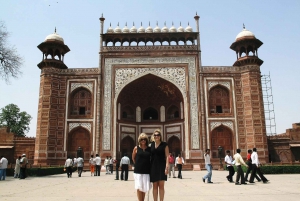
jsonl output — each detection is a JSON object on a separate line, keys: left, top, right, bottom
{"left": 146, "top": 22, "right": 153, "bottom": 33}
{"left": 130, "top": 23, "right": 137, "bottom": 33}
{"left": 138, "top": 23, "right": 145, "bottom": 33}
{"left": 185, "top": 23, "right": 193, "bottom": 32}
{"left": 235, "top": 27, "right": 255, "bottom": 40}
{"left": 114, "top": 23, "right": 121, "bottom": 33}
{"left": 161, "top": 22, "right": 168, "bottom": 33}
{"left": 107, "top": 23, "right": 114, "bottom": 33}
{"left": 169, "top": 22, "right": 176, "bottom": 32}
{"left": 177, "top": 22, "right": 184, "bottom": 32}
{"left": 153, "top": 23, "right": 161, "bottom": 33}
{"left": 122, "top": 23, "right": 129, "bottom": 33}
{"left": 45, "top": 28, "right": 64, "bottom": 43}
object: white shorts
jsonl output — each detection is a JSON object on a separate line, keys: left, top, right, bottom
{"left": 133, "top": 173, "right": 152, "bottom": 192}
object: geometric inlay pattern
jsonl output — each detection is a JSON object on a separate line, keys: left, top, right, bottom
{"left": 103, "top": 56, "right": 199, "bottom": 150}
{"left": 167, "top": 133, "right": 181, "bottom": 140}
{"left": 69, "top": 123, "right": 92, "bottom": 132}
{"left": 208, "top": 81, "right": 230, "bottom": 90}
{"left": 210, "top": 121, "right": 233, "bottom": 131}
{"left": 70, "top": 82, "right": 93, "bottom": 93}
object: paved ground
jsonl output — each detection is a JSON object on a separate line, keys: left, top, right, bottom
{"left": 0, "top": 170, "right": 299, "bottom": 201}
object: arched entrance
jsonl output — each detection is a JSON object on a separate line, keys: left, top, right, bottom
{"left": 211, "top": 125, "right": 233, "bottom": 158}
{"left": 120, "top": 136, "right": 135, "bottom": 161}
{"left": 116, "top": 74, "right": 184, "bottom": 158}
{"left": 168, "top": 136, "right": 181, "bottom": 157}
{"left": 68, "top": 127, "right": 91, "bottom": 159}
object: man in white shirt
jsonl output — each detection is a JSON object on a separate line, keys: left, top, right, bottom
{"left": 64, "top": 156, "right": 73, "bottom": 178}
{"left": 249, "top": 148, "right": 268, "bottom": 183}
{"left": 224, "top": 150, "right": 234, "bottom": 182}
{"left": 233, "top": 149, "right": 248, "bottom": 185}
{"left": 104, "top": 156, "right": 110, "bottom": 174}
{"left": 76, "top": 156, "right": 84, "bottom": 177}
{"left": 0, "top": 156, "right": 8, "bottom": 180}
{"left": 120, "top": 153, "right": 130, "bottom": 181}
{"left": 202, "top": 149, "right": 213, "bottom": 183}
{"left": 175, "top": 153, "right": 184, "bottom": 179}
{"left": 93, "top": 154, "right": 101, "bottom": 176}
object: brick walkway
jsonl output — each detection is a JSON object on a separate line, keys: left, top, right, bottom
{"left": 0, "top": 170, "right": 299, "bottom": 201}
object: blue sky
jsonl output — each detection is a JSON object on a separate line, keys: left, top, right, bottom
{"left": 1, "top": 0, "right": 299, "bottom": 137}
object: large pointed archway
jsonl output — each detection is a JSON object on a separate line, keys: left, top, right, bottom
{"left": 68, "top": 127, "right": 91, "bottom": 159}
{"left": 116, "top": 74, "right": 184, "bottom": 158}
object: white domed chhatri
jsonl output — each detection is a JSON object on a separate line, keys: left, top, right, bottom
{"left": 235, "top": 25, "right": 255, "bottom": 40}
{"left": 45, "top": 28, "right": 64, "bottom": 43}
{"left": 169, "top": 22, "right": 176, "bottom": 32}
{"left": 146, "top": 22, "right": 153, "bottom": 33}
{"left": 114, "top": 23, "right": 122, "bottom": 33}
{"left": 185, "top": 22, "right": 193, "bottom": 32}
{"left": 107, "top": 23, "right": 114, "bottom": 33}
{"left": 122, "top": 23, "right": 129, "bottom": 33}
{"left": 138, "top": 22, "right": 145, "bottom": 33}
{"left": 153, "top": 22, "right": 161, "bottom": 33}
{"left": 177, "top": 22, "right": 184, "bottom": 32}
{"left": 130, "top": 22, "right": 137, "bottom": 33}
{"left": 161, "top": 22, "right": 168, "bottom": 33}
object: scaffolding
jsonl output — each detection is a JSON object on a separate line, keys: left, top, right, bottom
{"left": 261, "top": 72, "right": 277, "bottom": 136}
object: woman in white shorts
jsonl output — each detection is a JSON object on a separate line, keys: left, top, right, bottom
{"left": 132, "top": 133, "right": 152, "bottom": 201}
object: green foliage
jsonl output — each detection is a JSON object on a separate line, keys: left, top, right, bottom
{"left": 225, "top": 165, "right": 300, "bottom": 174}
{"left": 0, "top": 103, "right": 32, "bottom": 136}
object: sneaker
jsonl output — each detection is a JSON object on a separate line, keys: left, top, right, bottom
{"left": 207, "top": 181, "right": 213, "bottom": 184}
{"left": 202, "top": 178, "right": 205, "bottom": 183}
{"left": 173, "top": 176, "right": 176, "bottom": 178}
{"left": 235, "top": 182, "right": 241, "bottom": 185}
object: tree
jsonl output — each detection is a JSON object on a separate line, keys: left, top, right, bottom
{"left": 0, "top": 104, "right": 32, "bottom": 136}
{"left": 0, "top": 21, "right": 23, "bottom": 83}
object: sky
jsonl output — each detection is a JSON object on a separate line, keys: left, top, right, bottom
{"left": 0, "top": 0, "right": 299, "bottom": 137}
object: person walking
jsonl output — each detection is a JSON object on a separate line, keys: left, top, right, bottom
{"left": 175, "top": 153, "right": 184, "bottom": 179}
{"left": 168, "top": 153, "right": 176, "bottom": 178}
{"left": 202, "top": 149, "right": 213, "bottom": 183}
{"left": 132, "top": 133, "right": 152, "bottom": 201}
{"left": 115, "top": 159, "right": 120, "bottom": 180}
{"left": 249, "top": 148, "right": 269, "bottom": 184}
{"left": 64, "top": 156, "right": 73, "bottom": 178}
{"left": 233, "top": 149, "right": 248, "bottom": 185}
{"left": 89, "top": 155, "right": 95, "bottom": 176}
{"left": 245, "top": 149, "right": 261, "bottom": 182}
{"left": 19, "top": 154, "right": 28, "bottom": 179}
{"left": 120, "top": 153, "right": 130, "bottom": 181}
{"left": 109, "top": 156, "right": 114, "bottom": 174}
{"left": 76, "top": 156, "right": 84, "bottom": 177}
{"left": 0, "top": 156, "right": 8, "bottom": 180}
{"left": 14, "top": 156, "right": 21, "bottom": 178}
{"left": 150, "top": 129, "right": 169, "bottom": 201}
{"left": 94, "top": 154, "right": 101, "bottom": 176}
{"left": 224, "top": 150, "right": 234, "bottom": 182}
{"left": 104, "top": 156, "right": 110, "bottom": 174}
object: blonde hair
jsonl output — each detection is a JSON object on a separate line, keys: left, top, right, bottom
{"left": 138, "top": 133, "right": 149, "bottom": 146}
{"left": 150, "top": 129, "right": 163, "bottom": 142}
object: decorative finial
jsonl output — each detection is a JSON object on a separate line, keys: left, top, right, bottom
{"left": 180, "top": 22, "right": 181, "bottom": 26}
{"left": 125, "top": 22, "right": 127, "bottom": 26}
{"left": 196, "top": 11, "right": 198, "bottom": 15}
{"left": 133, "top": 22, "right": 135, "bottom": 26}
{"left": 164, "top": 21, "right": 166, "bottom": 26}
{"left": 117, "top": 22, "right": 119, "bottom": 26}
{"left": 172, "top": 21, "right": 174, "bottom": 26}
{"left": 110, "top": 22, "right": 111, "bottom": 27}
{"left": 54, "top": 27, "right": 57, "bottom": 33}
{"left": 149, "top": 21, "right": 150, "bottom": 26}
{"left": 188, "top": 22, "right": 190, "bottom": 26}
{"left": 101, "top": 13, "right": 103, "bottom": 18}
{"left": 243, "top": 23, "right": 245, "bottom": 29}
{"left": 141, "top": 22, "right": 142, "bottom": 26}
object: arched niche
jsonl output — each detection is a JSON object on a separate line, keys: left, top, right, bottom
{"left": 209, "top": 85, "right": 231, "bottom": 114}
{"left": 69, "top": 87, "right": 92, "bottom": 117}
{"left": 120, "top": 136, "right": 135, "bottom": 161}
{"left": 210, "top": 125, "right": 233, "bottom": 158}
{"left": 67, "top": 127, "right": 91, "bottom": 159}
{"left": 168, "top": 136, "right": 181, "bottom": 157}
{"left": 122, "top": 105, "right": 135, "bottom": 121}
{"left": 167, "top": 105, "right": 180, "bottom": 120}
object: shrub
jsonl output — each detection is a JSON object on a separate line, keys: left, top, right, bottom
{"left": 5, "top": 166, "right": 77, "bottom": 177}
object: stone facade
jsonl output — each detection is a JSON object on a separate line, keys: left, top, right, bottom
{"left": 29, "top": 14, "right": 271, "bottom": 164}
{"left": 268, "top": 123, "right": 300, "bottom": 162}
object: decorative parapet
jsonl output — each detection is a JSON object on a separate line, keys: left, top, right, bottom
{"left": 103, "top": 45, "right": 197, "bottom": 52}
{"left": 202, "top": 65, "right": 260, "bottom": 73}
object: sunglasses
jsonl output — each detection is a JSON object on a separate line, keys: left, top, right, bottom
{"left": 140, "top": 138, "right": 147, "bottom": 141}
{"left": 154, "top": 134, "right": 161, "bottom": 137}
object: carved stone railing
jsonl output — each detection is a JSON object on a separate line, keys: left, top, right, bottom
{"left": 102, "top": 45, "right": 198, "bottom": 52}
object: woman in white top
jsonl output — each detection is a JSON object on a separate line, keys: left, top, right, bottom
{"left": 175, "top": 154, "right": 184, "bottom": 179}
